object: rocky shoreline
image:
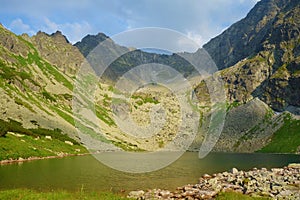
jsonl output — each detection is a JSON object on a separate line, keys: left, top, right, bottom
{"left": 128, "top": 163, "right": 300, "bottom": 200}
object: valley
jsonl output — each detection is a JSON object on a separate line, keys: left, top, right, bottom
{"left": 0, "top": 0, "right": 300, "bottom": 199}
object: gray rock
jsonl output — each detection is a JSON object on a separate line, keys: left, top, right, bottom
{"left": 231, "top": 167, "right": 239, "bottom": 174}
{"left": 288, "top": 163, "right": 300, "bottom": 169}
{"left": 127, "top": 190, "right": 145, "bottom": 199}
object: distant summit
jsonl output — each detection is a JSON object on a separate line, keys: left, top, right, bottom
{"left": 203, "top": 0, "right": 297, "bottom": 70}
{"left": 74, "top": 32, "right": 110, "bottom": 57}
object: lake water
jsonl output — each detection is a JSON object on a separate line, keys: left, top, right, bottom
{"left": 0, "top": 152, "right": 299, "bottom": 193}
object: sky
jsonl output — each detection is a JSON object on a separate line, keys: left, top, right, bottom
{"left": 0, "top": 0, "right": 260, "bottom": 52}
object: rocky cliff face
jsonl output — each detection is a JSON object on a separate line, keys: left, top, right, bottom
{"left": 74, "top": 33, "right": 110, "bottom": 57}
{"left": 193, "top": 0, "right": 300, "bottom": 152}
{"left": 203, "top": 0, "right": 294, "bottom": 70}
{"left": 197, "top": 0, "right": 300, "bottom": 112}
{"left": 29, "top": 31, "right": 84, "bottom": 75}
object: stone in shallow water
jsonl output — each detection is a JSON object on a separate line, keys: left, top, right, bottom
{"left": 202, "top": 173, "right": 212, "bottom": 179}
{"left": 288, "top": 163, "right": 300, "bottom": 169}
{"left": 159, "top": 190, "right": 171, "bottom": 198}
{"left": 231, "top": 167, "right": 239, "bottom": 174}
{"left": 127, "top": 190, "right": 144, "bottom": 199}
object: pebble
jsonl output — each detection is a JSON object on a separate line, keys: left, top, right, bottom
{"left": 128, "top": 163, "right": 300, "bottom": 200}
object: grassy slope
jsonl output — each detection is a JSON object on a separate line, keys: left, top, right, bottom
{"left": 258, "top": 113, "right": 300, "bottom": 153}
{"left": 0, "top": 133, "right": 87, "bottom": 161}
{"left": 0, "top": 189, "right": 131, "bottom": 200}
{"left": 0, "top": 119, "right": 88, "bottom": 161}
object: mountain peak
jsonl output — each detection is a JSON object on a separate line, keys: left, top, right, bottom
{"left": 35, "top": 30, "right": 70, "bottom": 44}
{"left": 74, "top": 32, "right": 110, "bottom": 57}
{"left": 50, "top": 30, "right": 69, "bottom": 43}
{"left": 31, "top": 30, "right": 83, "bottom": 75}
{"left": 203, "top": 0, "right": 299, "bottom": 70}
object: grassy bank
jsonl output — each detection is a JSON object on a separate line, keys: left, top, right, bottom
{"left": 0, "top": 189, "right": 270, "bottom": 200}
{"left": 0, "top": 189, "right": 131, "bottom": 200}
{"left": 0, "top": 133, "right": 87, "bottom": 162}
{"left": 0, "top": 119, "right": 88, "bottom": 161}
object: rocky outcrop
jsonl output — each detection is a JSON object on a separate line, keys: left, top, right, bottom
{"left": 199, "top": 0, "right": 300, "bottom": 112}
{"left": 128, "top": 163, "right": 300, "bottom": 199}
{"left": 212, "top": 98, "right": 272, "bottom": 152}
{"left": 30, "top": 31, "right": 84, "bottom": 75}
{"left": 0, "top": 24, "right": 31, "bottom": 57}
{"left": 74, "top": 32, "right": 110, "bottom": 57}
{"left": 203, "top": 0, "right": 295, "bottom": 70}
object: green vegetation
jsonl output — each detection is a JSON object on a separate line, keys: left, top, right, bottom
{"left": 0, "top": 133, "right": 86, "bottom": 160}
{"left": 263, "top": 108, "right": 274, "bottom": 122}
{"left": 42, "top": 90, "right": 57, "bottom": 102}
{"left": 0, "top": 60, "right": 33, "bottom": 83}
{"left": 12, "top": 51, "right": 73, "bottom": 91}
{"left": 14, "top": 97, "right": 35, "bottom": 112}
{"left": 271, "top": 64, "right": 288, "bottom": 79}
{"left": 226, "top": 101, "right": 241, "bottom": 112}
{"left": 0, "top": 118, "right": 86, "bottom": 160}
{"left": 131, "top": 94, "right": 159, "bottom": 106}
{"left": 0, "top": 189, "right": 131, "bottom": 200}
{"left": 75, "top": 121, "right": 109, "bottom": 143}
{"left": 0, "top": 118, "right": 78, "bottom": 145}
{"left": 32, "top": 53, "right": 73, "bottom": 91}
{"left": 216, "top": 192, "right": 270, "bottom": 200}
{"left": 95, "top": 104, "right": 116, "bottom": 126}
{"left": 103, "top": 93, "right": 112, "bottom": 107}
{"left": 50, "top": 105, "right": 75, "bottom": 126}
{"left": 258, "top": 113, "right": 300, "bottom": 153}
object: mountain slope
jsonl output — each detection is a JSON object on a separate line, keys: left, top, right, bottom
{"left": 198, "top": 0, "right": 300, "bottom": 112}
{"left": 0, "top": 25, "right": 186, "bottom": 152}
{"left": 0, "top": 0, "right": 299, "bottom": 155}
{"left": 30, "top": 31, "right": 84, "bottom": 75}
{"left": 75, "top": 34, "right": 197, "bottom": 81}
{"left": 203, "top": 0, "right": 294, "bottom": 70}
{"left": 194, "top": 0, "right": 300, "bottom": 152}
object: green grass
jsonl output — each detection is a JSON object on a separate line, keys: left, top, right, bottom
{"left": 14, "top": 97, "right": 35, "bottom": 113}
{"left": 0, "top": 118, "right": 78, "bottom": 144}
{"left": 0, "top": 133, "right": 87, "bottom": 161}
{"left": 27, "top": 93, "right": 53, "bottom": 116}
{"left": 95, "top": 104, "right": 116, "bottom": 126}
{"left": 0, "top": 60, "right": 32, "bottom": 82}
{"left": 42, "top": 90, "right": 57, "bottom": 102}
{"left": 75, "top": 121, "right": 110, "bottom": 143}
{"left": 50, "top": 106, "right": 75, "bottom": 126}
{"left": 0, "top": 119, "right": 87, "bottom": 160}
{"left": 0, "top": 189, "right": 131, "bottom": 200}
{"left": 21, "top": 52, "right": 73, "bottom": 91}
{"left": 226, "top": 101, "right": 241, "bottom": 112}
{"left": 258, "top": 113, "right": 300, "bottom": 153}
{"left": 216, "top": 192, "right": 270, "bottom": 200}
{"left": 131, "top": 94, "right": 159, "bottom": 106}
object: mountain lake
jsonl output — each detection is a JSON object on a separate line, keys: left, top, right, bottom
{"left": 0, "top": 152, "right": 299, "bottom": 193}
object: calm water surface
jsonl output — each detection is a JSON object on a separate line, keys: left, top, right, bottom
{"left": 0, "top": 152, "right": 299, "bottom": 193}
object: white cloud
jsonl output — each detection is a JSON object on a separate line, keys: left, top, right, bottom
{"left": 41, "top": 18, "right": 94, "bottom": 43}
{"left": 2, "top": 0, "right": 260, "bottom": 50}
{"left": 186, "top": 31, "right": 204, "bottom": 47}
{"left": 9, "top": 18, "right": 35, "bottom": 35}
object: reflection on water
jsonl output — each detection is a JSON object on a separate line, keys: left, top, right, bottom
{"left": 0, "top": 152, "right": 299, "bottom": 192}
